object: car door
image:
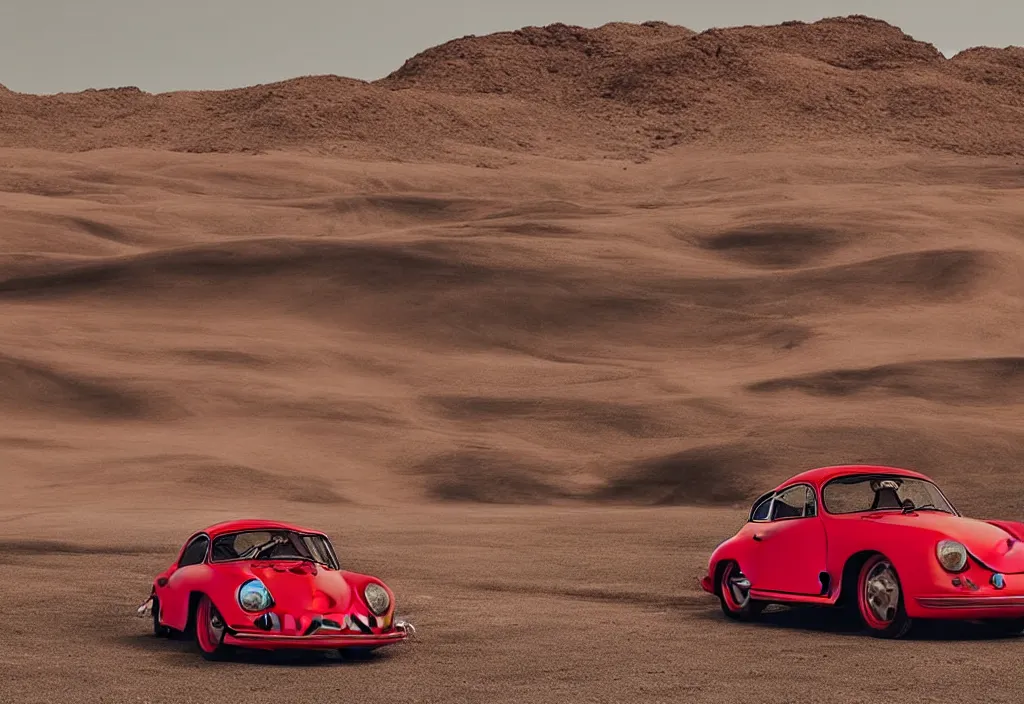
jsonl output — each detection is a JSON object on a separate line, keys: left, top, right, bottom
{"left": 157, "top": 533, "right": 210, "bottom": 629}
{"left": 747, "top": 484, "right": 828, "bottom": 596}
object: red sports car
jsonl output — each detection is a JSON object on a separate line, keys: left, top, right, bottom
{"left": 701, "top": 464, "right": 1024, "bottom": 638}
{"left": 137, "top": 519, "right": 415, "bottom": 660}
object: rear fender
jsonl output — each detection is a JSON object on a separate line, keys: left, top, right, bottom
{"left": 153, "top": 565, "right": 189, "bottom": 630}
{"left": 705, "top": 532, "right": 753, "bottom": 594}
{"left": 157, "top": 565, "right": 230, "bottom": 631}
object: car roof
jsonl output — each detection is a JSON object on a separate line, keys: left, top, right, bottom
{"left": 194, "top": 518, "right": 328, "bottom": 540}
{"left": 774, "top": 464, "right": 932, "bottom": 491}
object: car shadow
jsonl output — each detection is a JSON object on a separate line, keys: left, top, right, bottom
{"left": 116, "top": 632, "right": 397, "bottom": 666}
{"left": 696, "top": 604, "right": 1024, "bottom": 641}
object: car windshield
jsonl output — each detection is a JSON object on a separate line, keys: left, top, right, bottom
{"left": 210, "top": 529, "right": 339, "bottom": 569}
{"left": 822, "top": 474, "right": 956, "bottom": 515}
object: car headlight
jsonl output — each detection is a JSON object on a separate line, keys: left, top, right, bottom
{"left": 363, "top": 583, "right": 390, "bottom": 615}
{"left": 237, "top": 578, "right": 274, "bottom": 612}
{"left": 936, "top": 539, "right": 968, "bottom": 572}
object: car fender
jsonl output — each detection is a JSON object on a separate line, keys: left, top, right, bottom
{"left": 704, "top": 530, "right": 758, "bottom": 593}
{"left": 984, "top": 520, "right": 1024, "bottom": 542}
{"left": 153, "top": 564, "right": 192, "bottom": 631}
{"left": 344, "top": 570, "right": 398, "bottom": 615}
{"left": 823, "top": 517, "right": 950, "bottom": 601}
{"left": 156, "top": 563, "right": 235, "bottom": 631}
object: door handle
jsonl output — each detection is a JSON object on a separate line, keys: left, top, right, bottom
{"left": 753, "top": 533, "right": 765, "bottom": 541}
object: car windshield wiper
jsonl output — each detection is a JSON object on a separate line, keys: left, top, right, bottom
{"left": 902, "top": 502, "right": 941, "bottom": 514}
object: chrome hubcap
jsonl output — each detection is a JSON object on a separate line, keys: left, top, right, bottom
{"left": 728, "top": 570, "right": 751, "bottom": 607}
{"left": 207, "top": 606, "right": 225, "bottom": 644}
{"left": 865, "top": 561, "right": 899, "bottom": 622}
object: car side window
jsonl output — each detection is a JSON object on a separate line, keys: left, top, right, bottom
{"left": 770, "top": 485, "right": 813, "bottom": 520}
{"left": 178, "top": 535, "right": 209, "bottom": 567}
{"left": 750, "top": 494, "right": 773, "bottom": 522}
{"left": 804, "top": 486, "right": 817, "bottom": 517}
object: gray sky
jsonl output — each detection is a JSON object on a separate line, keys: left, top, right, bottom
{"left": 2, "top": 1, "right": 1020, "bottom": 95}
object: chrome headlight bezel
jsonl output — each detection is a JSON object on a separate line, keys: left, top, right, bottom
{"left": 936, "top": 539, "right": 968, "bottom": 573}
{"left": 237, "top": 578, "right": 275, "bottom": 612}
{"left": 363, "top": 582, "right": 390, "bottom": 616}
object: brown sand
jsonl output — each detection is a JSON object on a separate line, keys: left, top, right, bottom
{"left": 2, "top": 14, "right": 1024, "bottom": 704}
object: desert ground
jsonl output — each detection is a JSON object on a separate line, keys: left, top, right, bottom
{"left": 2, "top": 15, "right": 1024, "bottom": 704}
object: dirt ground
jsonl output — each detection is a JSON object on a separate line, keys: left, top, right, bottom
{"left": 1, "top": 141, "right": 1023, "bottom": 703}
{"left": 7, "top": 506, "right": 1024, "bottom": 704}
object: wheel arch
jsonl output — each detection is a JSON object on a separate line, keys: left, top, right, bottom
{"left": 836, "top": 549, "right": 884, "bottom": 606}
{"left": 712, "top": 557, "right": 738, "bottom": 597}
{"left": 184, "top": 591, "right": 206, "bottom": 634}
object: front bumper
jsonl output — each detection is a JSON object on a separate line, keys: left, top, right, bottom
{"left": 135, "top": 595, "right": 416, "bottom": 650}
{"left": 225, "top": 626, "right": 411, "bottom": 651}
{"left": 224, "top": 610, "right": 415, "bottom": 651}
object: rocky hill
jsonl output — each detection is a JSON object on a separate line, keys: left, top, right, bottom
{"left": 1, "top": 15, "right": 1022, "bottom": 160}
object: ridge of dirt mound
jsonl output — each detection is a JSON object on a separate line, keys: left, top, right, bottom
{"left": 748, "top": 357, "right": 1024, "bottom": 404}
{"left": 952, "top": 46, "right": 1024, "bottom": 69}
{"left": 409, "top": 449, "right": 572, "bottom": 504}
{"left": 695, "top": 224, "right": 848, "bottom": 268}
{"left": 382, "top": 15, "right": 941, "bottom": 95}
{"left": 0, "top": 238, "right": 514, "bottom": 299}
{"left": 0, "top": 353, "right": 168, "bottom": 420}
{"left": 591, "top": 444, "right": 770, "bottom": 506}
{"left": 382, "top": 21, "right": 698, "bottom": 97}
{"left": 946, "top": 46, "right": 1024, "bottom": 91}
{"left": 0, "top": 539, "right": 159, "bottom": 555}
{"left": 1, "top": 15, "right": 1023, "bottom": 158}
{"left": 719, "top": 14, "right": 945, "bottom": 70}
{"left": 588, "top": 423, "right": 1024, "bottom": 513}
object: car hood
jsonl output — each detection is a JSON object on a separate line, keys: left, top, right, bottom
{"left": 220, "top": 560, "right": 356, "bottom": 612}
{"left": 863, "top": 512, "right": 1024, "bottom": 573}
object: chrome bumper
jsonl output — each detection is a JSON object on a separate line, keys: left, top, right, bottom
{"left": 917, "top": 595, "right": 1024, "bottom": 608}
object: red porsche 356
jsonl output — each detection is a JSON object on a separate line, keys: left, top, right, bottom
{"left": 702, "top": 464, "right": 1024, "bottom": 638}
{"left": 138, "top": 519, "right": 414, "bottom": 660}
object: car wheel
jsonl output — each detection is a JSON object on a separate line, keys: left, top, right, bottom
{"left": 152, "top": 596, "right": 171, "bottom": 638}
{"left": 856, "top": 554, "right": 912, "bottom": 638}
{"left": 194, "top": 594, "right": 232, "bottom": 661}
{"left": 718, "top": 562, "right": 765, "bottom": 621}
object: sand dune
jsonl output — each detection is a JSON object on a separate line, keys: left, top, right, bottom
{"left": 1, "top": 145, "right": 1019, "bottom": 514}
{"left": 2, "top": 14, "right": 1024, "bottom": 704}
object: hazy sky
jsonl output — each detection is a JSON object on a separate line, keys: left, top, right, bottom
{"left": 2, "top": 1, "right": 1020, "bottom": 95}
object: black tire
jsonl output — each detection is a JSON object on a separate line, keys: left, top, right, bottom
{"left": 834, "top": 560, "right": 866, "bottom": 629}
{"left": 152, "top": 596, "right": 171, "bottom": 638}
{"left": 856, "top": 553, "right": 912, "bottom": 639}
{"left": 718, "top": 561, "right": 765, "bottom": 621}
{"left": 194, "top": 594, "right": 233, "bottom": 661}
